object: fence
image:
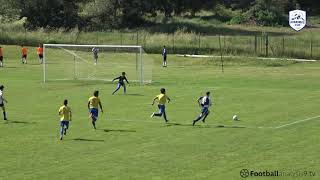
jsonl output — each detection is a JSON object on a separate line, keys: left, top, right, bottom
{"left": 0, "top": 26, "right": 319, "bottom": 60}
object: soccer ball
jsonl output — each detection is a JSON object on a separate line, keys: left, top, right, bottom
{"left": 232, "top": 115, "right": 238, "bottom": 121}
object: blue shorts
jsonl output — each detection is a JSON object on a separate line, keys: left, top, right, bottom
{"left": 60, "top": 121, "right": 69, "bottom": 128}
{"left": 117, "top": 83, "right": 125, "bottom": 88}
{"left": 158, "top": 104, "right": 166, "bottom": 114}
{"left": 201, "top": 107, "right": 209, "bottom": 114}
{"left": 90, "top": 108, "right": 99, "bottom": 120}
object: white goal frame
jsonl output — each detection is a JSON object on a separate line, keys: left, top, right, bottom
{"left": 43, "top": 44, "right": 144, "bottom": 85}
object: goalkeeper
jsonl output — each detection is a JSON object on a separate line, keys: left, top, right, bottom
{"left": 112, "top": 72, "right": 130, "bottom": 95}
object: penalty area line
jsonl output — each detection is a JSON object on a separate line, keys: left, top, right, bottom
{"left": 275, "top": 115, "right": 320, "bottom": 129}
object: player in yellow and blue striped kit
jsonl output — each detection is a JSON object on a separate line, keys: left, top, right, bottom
{"left": 58, "top": 99, "right": 72, "bottom": 140}
{"left": 88, "top": 90, "right": 103, "bottom": 129}
{"left": 150, "top": 88, "right": 171, "bottom": 123}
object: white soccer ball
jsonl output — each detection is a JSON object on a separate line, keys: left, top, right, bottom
{"left": 232, "top": 115, "right": 238, "bottom": 121}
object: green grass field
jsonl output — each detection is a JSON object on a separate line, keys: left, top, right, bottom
{"left": 0, "top": 45, "right": 320, "bottom": 180}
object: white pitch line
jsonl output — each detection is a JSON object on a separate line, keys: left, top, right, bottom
{"left": 275, "top": 115, "right": 320, "bottom": 129}
{"left": 106, "top": 115, "right": 320, "bottom": 129}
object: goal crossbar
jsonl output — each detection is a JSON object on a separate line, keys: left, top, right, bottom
{"left": 43, "top": 44, "right": 148, "bottom": 85}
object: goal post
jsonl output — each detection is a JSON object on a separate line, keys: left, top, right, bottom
{"left": 43, "top": 44, "right": 152, "bottom": 85}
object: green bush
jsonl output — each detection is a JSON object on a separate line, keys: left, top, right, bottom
{"left": 245, "top": 0, "right": 286, "bottom": 26}
{"left": 229, "top": 14, "right": 247, "bottom": 25}
{"left": 213, "top": 4, "right": 238, "bottom": 22}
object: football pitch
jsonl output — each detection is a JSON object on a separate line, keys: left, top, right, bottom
{"left": 1, "top": 45, "right": 320, "bottom": 179}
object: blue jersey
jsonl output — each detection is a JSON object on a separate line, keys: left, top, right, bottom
{"left": 162, "top": 48, "right": 167, "bottom": 57}
{"left": 198, "top": 96, "right": 212, "bottom": 108}
{"left": 92, "top": 47, "right": 99, "bottom": 57}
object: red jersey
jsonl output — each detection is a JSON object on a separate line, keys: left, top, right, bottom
{"left": 37, "top": 47, "right": 43, "bottom": 55}
{"left": 22, "top": 47, "right": 27, "bottom": 55}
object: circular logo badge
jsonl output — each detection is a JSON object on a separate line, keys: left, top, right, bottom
{"left": 240, "top": 169, "right": 250, "bottom": 178}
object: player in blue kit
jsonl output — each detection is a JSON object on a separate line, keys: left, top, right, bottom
{"left": 162, "top": 46, "right": 167, "bottom": 67}
{"left": 0, "top": 85, "right": 8, "bottom": 120}
{"left": 92, "top": 47, "right": 99, "bottom": 65}
{"left": 193, "top": 91, "right": 212, "bottom": 126}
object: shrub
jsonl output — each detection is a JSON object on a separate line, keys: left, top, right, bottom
{"left": 229, "top": 14, "right": 247, "bottom": 25}
{"left": 213, "top": 4, "right": 238, "bottom": 22}
{"left": 245, "top": 0, "right": 286, "bottom": 26}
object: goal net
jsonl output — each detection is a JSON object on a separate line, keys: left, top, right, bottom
{"left": 43, "top": 44, "right": 153, "bottom": 85}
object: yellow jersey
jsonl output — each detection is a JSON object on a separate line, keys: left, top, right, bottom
{"left": 155, "top": 94, "right": 169, "bottom": 105}
{"left": 89, "top": 96, "right": 100, "bottom": 109}
{"left": 59, "top": 105, "right": 72, "bottom": 121}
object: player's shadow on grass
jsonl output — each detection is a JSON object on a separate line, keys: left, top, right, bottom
{"left": 2, "top": 67, "right": 18, "bottom": 69}
{"left": 123, "top": 93, "right": 144, "bottom": 96}
{"left": 164, "top": 123, "right": 193, "bottom": 127}
{"left": 44, "top": 62, "right": 59, "bottom": 65}
{"left": 164, "top": 123, "right": 246, "bottom": 128}
{"left": 101, "top": 129, "right": 136, "bottom": 133}
{"left": 73, "top": 138, "right": 105, "bottom": 142}
{"left": 73, "top": 81, "right": 107, "bottom": 86}
{"left": 6, "top": 120, "right": 37, "bottom": 124}
{"left": 215, "top": 125, "right": 246, "bottom": 128}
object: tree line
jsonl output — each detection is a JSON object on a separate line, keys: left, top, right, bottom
{"left": 0, "top": 0, "right": 319, "bottom": 30}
